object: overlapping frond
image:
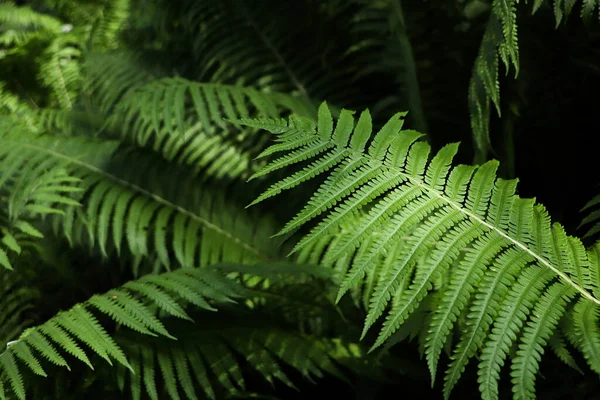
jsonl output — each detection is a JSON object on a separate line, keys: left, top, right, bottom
{"left": 84, "top": 51, "right": 157, "bottom": 113}
{"left": 0, "top": 3, "right": 63, "bottom": 45}
{"left": 112, "top": 262, "right": 387, "bottom": 400}
{"left": 0, "top": 128, "right": 82, "bottom": 270}
{"left": 0, "top": 266, "right": 243, "bottom": 400}
{"left": 38, "top": 34, "right": 83, "bottom": 110}
{"left": 113, "top": 78, "right": 315, "bottom": 138}
{"left": 470, "top": 0, "right": 600, "bottom": 161}
{"left": 115, "top": 315, "right": 377, "bottom": 400}
{"left": 88, "top": 0, "right": 131, "bottom": 51}
{"left": 1, "top": 127, "right": 281, "bottom": 274}
{"left": 0, "top": 270, "right": 40, "bottom": 346}
{"left": 107, "top": 77, "right": 314, "bottom": 181}
{"left": 164, "top": 0, "right": 367, "bottom": 107}
{"left": 239, "top": 101, "right": 600, "bottom": 399}
{"left": 580, "top": 193, "right": 600, "bottom": 239}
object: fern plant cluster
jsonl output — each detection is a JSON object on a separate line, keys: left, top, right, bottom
{"left": 1, "top": 0, "right": 600, "bottom": 399}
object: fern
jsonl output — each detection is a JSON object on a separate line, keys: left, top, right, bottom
{"left": 112, "top": 262, "right": 390, "bottom": 400}
{"left": 115, "top": 316, "right": 379, "bottom": 400}
{"left": 0, "top": 270, "right": 40, "bottom": 346}
{"left": 0, "top": 266, "right": 243, "bottom": 400}
{"left": 0, "top": 123, "right": 282, "bottom": 275}
{"left": 88, "top": 0, "right": 130, "bottom": 51}
{"left": 38, "top": 34, "right": 83, "bottom": 110}
{"left": 469, "top": 0, "right": 600, "bottom": 161}
{"left": 105, "top": 77, "right": 315, "bottom": 181}
{"left": 0, "top": 3, "right": 63, "bottom": 40}
{"left": 0, "top": 127, "right": 82, "bottom": 270}
{"left": 0, "top": 1, "right": 133, "bottom": 114}
{"left": 239, "top": 101, "right": 600, "bottom": 399}
{"left": 580, "top": 193, "right": 600, "bottom": 239}
{"left": 161, "top": 0, "right": 373, "bottom": 108}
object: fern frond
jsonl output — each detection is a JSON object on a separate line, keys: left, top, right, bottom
{"left": 239, "top": 102, "right": 600, "bottom": 398}
{"left": 0, "top": 266, "right": 243, "bottom": 400}
{"left": 510, "top": 283, "right": 576, "bottom": 400}
{"left": 568, "top": 296, "right": 600, "bottom": 374}
{"left": 1, "top": 127, "right": 280, "bottom": 271}
{"left": 579, "top": 193, "right": 600, "bottom": 239}
{"left": 346, "top": 0, "right": 427, "bottom": 131}
{"left": 472, "top": 0, "right": 600, "bottom": 160}
{"left": 469, "top": 14, "right": 503, "bottom": 162}
{"left": 0, "top": 83, "right": 31, "bottom": 116}
{"left": 0, "top": 129, "right": 82, "bottom": 270}
{"left": 0, "top": 4, "right": 62, "bottom": 35}
{"left": 84, "top": 51, "right": 157, "bottom": 113}
{"left": 166, "top": 0, "right": 368, "bottom": 107}
{"left": 88, "top": 0, "right": 130, "bottom": 51}
{"left": 108, "top": 78, "right": 314, "bottom": 181}
{"left": 115, "top": 309, "right": 383, "bottom": 400}
{"left": 115, "top": 77, "right": 314, "bottom": 138}
{"left": 36, "top": 32, "right": 83, "bottom": 110}
{"left": 0, "top": 271, "right": 39, "bottom": 345}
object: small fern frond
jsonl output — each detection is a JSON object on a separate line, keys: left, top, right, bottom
{"left": 469, "top": 14, "right": 503, "bottom": 162}
{"left": 239, "top": 101, "right": 600, "bottom": 398}
{"left": 0, "top": 129, "right": 82, "bottom": 270}
{"left": 0, "top": 266, "right": 243, "bottom": 400}
{"left": 472, "top": 0, "right": 600, "bottom": 161}
{"left": 38, "top": 34, "right": 83, "bottom": 110}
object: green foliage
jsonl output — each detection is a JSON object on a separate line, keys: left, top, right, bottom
{"left": 0, "top": 128, "right": 82, "bottom": 270}
{"left": 0, "top": 266, "right": 243, "bottom": 399}
{"left": 116, "top": 318, "right": 378, "bottom": 400}
{"left": 580, "top": 193, "right": 600, "bottom": 239}
{"left": 240, "top": 102, "right": 600, "bottom": 399}
{"left": 469, "top": 0, "right": 600, "bottom": 161}
{"left": 2, "top": 0, "right": 600, "bottom": 399}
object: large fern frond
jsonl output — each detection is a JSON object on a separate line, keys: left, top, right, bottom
{"left": 112, "top": 262, "right": 390, "bottom": 400}
{"left": 238, "top": 101, "right": 600, "bottom": 399}
{"left": 0, "top": 126, "right": 281, "bottom": 274}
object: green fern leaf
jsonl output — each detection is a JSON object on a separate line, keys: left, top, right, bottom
{"left": 510, "top": 283, "right": 576, "bottom": 399}
{"left": 0, "top": 267, "right": 243, "bottom": 399}
{"left": 241, "top": 102, "right": 600, "bottom": 398}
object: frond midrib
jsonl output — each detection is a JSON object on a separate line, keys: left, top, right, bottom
{"left": 13, "top": 140, "right": 272, "bottom": 262}
{"left": 304, "top": 133, "right": 600, "bottom": 306}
